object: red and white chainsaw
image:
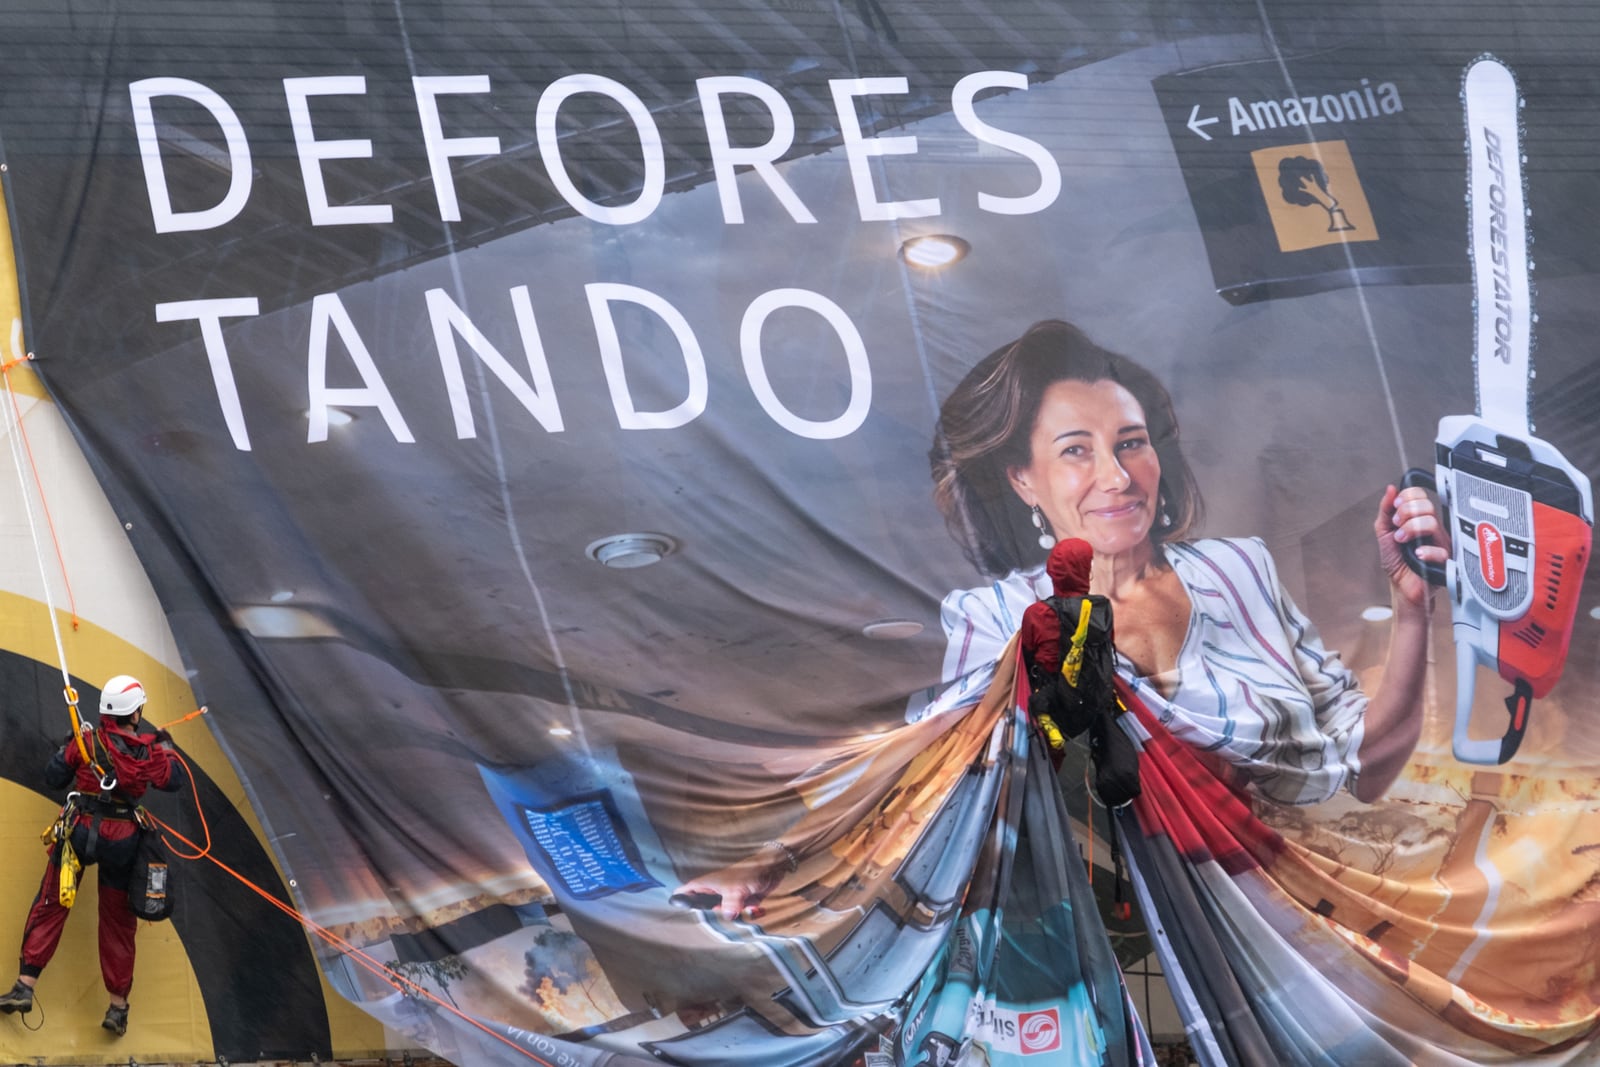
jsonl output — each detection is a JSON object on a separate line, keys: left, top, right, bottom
{"left": 1402, "top": 55, "right": 1593, "bottom": 766}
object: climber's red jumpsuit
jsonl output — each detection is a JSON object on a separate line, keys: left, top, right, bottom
{"left": 17, "top": 720, "right": 178, "bottom": 998}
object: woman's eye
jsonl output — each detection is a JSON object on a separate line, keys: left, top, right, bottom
{"left": 1059, "top": 444, "right": 1085, "bottom": 457}
{"left": 1117, "top": 437, "right": 1148, "bottom": 451}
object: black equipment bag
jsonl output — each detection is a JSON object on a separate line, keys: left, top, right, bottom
{"left": 127, "top": 831, "right": 175, "bottom": 921}
{"left": 1027, "top": 596, "right": 1114, "bottom": 738}
{"left": 1029, "top": 594, "right": 1141, "bottom": 806}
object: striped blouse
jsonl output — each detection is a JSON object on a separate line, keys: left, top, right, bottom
{"left": 910, "top": 537, "right": 1367, "bottom": 805}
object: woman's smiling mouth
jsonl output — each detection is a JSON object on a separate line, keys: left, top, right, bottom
{"left": 1090, "top": 500, "right": 1145, "bottom": 519}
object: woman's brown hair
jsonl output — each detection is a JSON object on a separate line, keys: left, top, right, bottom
{"left": 930, "top": 320, "right": 1203, "bottom": 577}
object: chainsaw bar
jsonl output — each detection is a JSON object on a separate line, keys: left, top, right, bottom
{"left": 1462, "top": 55, "right": 1533, "bottom": 435}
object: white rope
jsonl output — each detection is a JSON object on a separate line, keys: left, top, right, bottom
{"left": 2, "top": 318, "right": 73, "bottom": 696}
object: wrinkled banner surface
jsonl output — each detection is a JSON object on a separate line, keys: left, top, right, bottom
{"left": 2, "top": 1, "right": 1598, "bottom": 1064}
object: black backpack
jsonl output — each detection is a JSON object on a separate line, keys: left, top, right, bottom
{"left": 1029, "top": 595, "right": 1141, "bottom": 807}
{"left": 1026, "top": 595, "right": 1113, "bottom": 737}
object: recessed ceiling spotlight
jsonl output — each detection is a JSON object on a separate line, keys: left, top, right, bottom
{"left": 268, "top": 589, "right": 295, "bottom": 603}
{"left": 899, "top": 234, "right": 970, "bottom": 270}
{"left": 1589, "top": 605, "right": 1600, "bottom": 621}
{"left": 549, "top": 726, "right": 574, "bottom": 738}
{"left": 585, "top": 532, "right": 678, "bottom": 569}
{"left": 305, "top": 407, "right": 356, "bottom": 426}
{"left": 231, "top": 605, "right": 340, "bottom": 640}
{"left": 862, "top": 618, "right": 924, "bottom": 640}
{"left": 1360, "top": 605, "right": 1394, "bottom": 622}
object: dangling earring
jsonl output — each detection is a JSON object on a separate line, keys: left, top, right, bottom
{"left": 1030, "top": 505, "right": 1056, "bottom": 550}
{"left": 1159, "top": 494, "right": 1173, "bottom": 529}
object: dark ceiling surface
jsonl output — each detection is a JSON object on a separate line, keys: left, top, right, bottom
{"left": 14, "top": 1, "right": 1590, "bottom": 341}
{"left": 0, "top": 0, "right": 1259, "bottom": 346}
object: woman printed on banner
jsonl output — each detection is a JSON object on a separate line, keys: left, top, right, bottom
{"left": 671, "top": 318, "right": 1447, "bottom": 925}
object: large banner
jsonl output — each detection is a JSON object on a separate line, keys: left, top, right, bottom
{"left": 1, "top": 2, "right": 1597, "bottom": 1064}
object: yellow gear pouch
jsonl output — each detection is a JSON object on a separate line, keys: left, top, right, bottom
{"left": 58, "top": 840, "right": 82, "bottom": 909}
{"left": 1060, "top": 598, "right": 1094, "bottom": 687}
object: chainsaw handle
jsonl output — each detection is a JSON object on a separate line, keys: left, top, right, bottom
{"left": 1398, "top": 468, "right": 1448, "bottom": 587}
{"left": 1452, "top": 646, "right": 1531, "bottom": 766}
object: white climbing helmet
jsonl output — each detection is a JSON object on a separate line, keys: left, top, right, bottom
{"left": 99, "top": 675, "right": 147, "bottom": 718}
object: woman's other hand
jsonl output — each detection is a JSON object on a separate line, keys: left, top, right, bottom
{"left": 671, "top": 845, "right": 790, "bottom": 922}
{"left": 1375, "top": 483, "right": 1450, "bottom": 610}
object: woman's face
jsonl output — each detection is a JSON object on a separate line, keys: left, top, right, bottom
{"left": 1006, "top": 378, "right": 1163, "bottom": 557}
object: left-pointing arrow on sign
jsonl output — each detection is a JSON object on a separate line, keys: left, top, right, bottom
{"left": 1187, "top": 104, "right": 1220, "bottom": 140}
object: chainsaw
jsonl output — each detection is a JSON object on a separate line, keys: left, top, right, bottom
{"left": 1401, "top": 55, "right": 1593, "bottom": 766}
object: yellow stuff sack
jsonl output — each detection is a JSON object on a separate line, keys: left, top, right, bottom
{"left": 58, "top": 840, "right": 82, "bottom": 909}
{"left": 1060, "top": 598, "right": 1094, "bottom": 687}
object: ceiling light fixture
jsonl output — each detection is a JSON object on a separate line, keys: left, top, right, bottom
{"left": 899, "top": 234, "right": 970, "bottom": 270}
{"left": 862, "top": 618, "right": 924, "bottom": 640}
{"left": 1360, "top": 605, "right": 1394, "bottom": 622}
{"left": 585, "top": 532, "right": 678, "bottom": 569}
{"left": 231, "top": 605, "right": 340, "bottom": 640}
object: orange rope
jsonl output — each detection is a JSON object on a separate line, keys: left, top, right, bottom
{"left": 150, "top": 749, "right": 558, "bottom": 1067}
{"left": 157, "top": 751, "right": 213, "bottom": 862}
{"left": 157, "top": 706, "right": 209, "bottom": 731}
{"left": 1, "top": 359, "right": 78, "bottom": 629}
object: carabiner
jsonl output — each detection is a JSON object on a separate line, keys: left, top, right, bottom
{"left": 99, "top": 772, "right": 118, "bottom": 792}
